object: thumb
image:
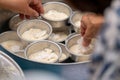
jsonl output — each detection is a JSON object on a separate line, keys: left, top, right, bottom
{"left": 26, "top": 7, "right": 39, "bottom": 17}
{"left": 82, "top": 16, "right": 93, "bottom": 47}
{"left": 82, "top": 36, "right": 92, "bottom": 47}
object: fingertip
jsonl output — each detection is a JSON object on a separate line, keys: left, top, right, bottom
{"left": 28, "top": 7, "right": 39, "bottom": 17}
{"left": 39, "top": 1, "right": 44, "bottom": 14}
{"left": 40, "top": 8, "right": 44, "bottom": 14}
{"left": 80, "top": 29, "right": 85, "bottom": 36}
{"left": 82, "top": 41, "right": 89, "bottom": 47}
{"left": 34, "top": 12, "right": 39, "bottom": 17}
{"left": 82, "top": 37, "right": 92, "bottom": 47}
{"left": 38, "top": 5, "right": 44, "bottom": 14}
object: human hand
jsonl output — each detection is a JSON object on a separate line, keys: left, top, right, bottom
{"left": 0, "top": 0, "right": 44, "bottom": 19}
{"left": 81, "top": 13, "right": 104, "bottom": 47}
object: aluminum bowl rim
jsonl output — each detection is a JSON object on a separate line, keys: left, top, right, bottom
{"left": 57, "top": 43, "right": 70, "bottom": 62}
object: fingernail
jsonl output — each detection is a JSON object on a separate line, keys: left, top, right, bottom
{"left": 82, "top": 41, "right": 89, "bottom": 47}
{"left": 35, "top": 13, "right": 39, "bottom": 17}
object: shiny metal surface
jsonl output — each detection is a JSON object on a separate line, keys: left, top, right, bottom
{"left": 0, "top": 31, "right": 27, "bottom": 58}
{"left": 57, "top": 43, "right": 70, "bottom": 62}
{"left": 0, "top": 1, "right": 91, "bottom": 80}
{"left": 0, "top": 51, "right": 25, "bottom": 80}
{"left": 0, "top": 31, "right": 20, "bottom": 43}
{"left": 65, "top": 34, "right": 92, "bottom": 62}
{"left": 70, "top": 11, "right": 83, "bottom": 33}
{"left": 0, "top": 9, "right": 15, "bottom": 31}
{"left": 17, "top": 19, "right": 52, "bottom": 43}
{"left": 41, "top": 2, "right": 72, "bottom": 29}
{"left": 48, "top": 27, "right": 71, "bottom": 43}
{"left": 25, "top": 40, "right": 62, "bottom": 63}
{"left": 9, "top": 14, "right": 26, "bottom": 31}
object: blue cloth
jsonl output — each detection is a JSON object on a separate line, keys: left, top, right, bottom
{"left": 90, "top": 0, "right": 120, "bottom": 80}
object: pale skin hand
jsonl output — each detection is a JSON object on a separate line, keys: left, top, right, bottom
{"left": 0, "top": 0, "right": 44, "bottom": 19}
{"left": 80, "top": 13, "right": 104, "bottom": 47}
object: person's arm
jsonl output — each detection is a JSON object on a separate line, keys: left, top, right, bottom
{"left": 81, "top": 13, "right": 104, "bottom": 47}
{"left": 0, "top": 0, "right": 44, "bottom": 18}
{"left": 65, "top": 0, "right": 109, "bottom": 47}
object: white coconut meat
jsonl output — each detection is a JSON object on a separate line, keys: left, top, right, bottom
{"left": 1, "top": 40, "right": 24, "bottom": 53}
{"left": 43, "top": 10, "right": 68, "bottom": 21}
{"left": 21, "top": 28, "right": 48, "bottom": 41}
{"left": 29, "top": 48, "right": 58, "bottom": 63}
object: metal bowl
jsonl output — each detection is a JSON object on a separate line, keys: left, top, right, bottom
{"left": 0, "top": 51, "right": 25, "bottom": 80}
{"left": 25, "top": 40, "right": 62, "bottom": 63}
{"left": 48, "top": 27, "right": 71, "bottom": 43}
{"left": 0, "top": 9, "right": 15, "bottom": 30}
{"left": 58, "top": 43, "right": 70, "bottom": 62}
{"left": 0, "top": 31, "right": 20, "bottom": 42}
{"left": 9, "top": 14, "right": 26, "bottom": 31}
{"left": 65, "top": 33, "right": 76, "bottom": 43}
{"left": 70, "top": 11, "right": 83, "bottom": 33}
{"left": 65, "top": 34, "right": 94, "bottom": 62}
{"left": 0, "top": 4, "right": 92, "bottom": 80}
{"left": 41, "top": 2, "right": 72, "bottom": 29}
{"left": 17, "top": 19, "right": 52, "bottom": 43}
{"left": 0, "top": 31, "right": 27, "bottom": 58}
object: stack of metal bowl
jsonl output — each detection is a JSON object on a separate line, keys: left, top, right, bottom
{"left": 70, "top": 11, "right": 83, "bottom": 33}
{"left": 0, "top": 1, "right": 97, "bottom": 80}
{"left": 0, "top": 1, "right": 96, "bottom": 64}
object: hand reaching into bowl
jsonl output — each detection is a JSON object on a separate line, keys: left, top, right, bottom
{"left": 0, "top": 0, "right": 44, "bottom": 19}
{"left": 80, "top": 13, "right": 104, "bottom": 47}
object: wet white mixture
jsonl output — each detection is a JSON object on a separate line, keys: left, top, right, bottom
{"left": 21, "top": 28, "right": 48, "bottom": 41}
{"left": 74, "top": 21, "right": 81, "bottom": 28}
{"left": 43, "top": 10, "right": 68, "bottom": 21}
{"left": 0, "top": 57, "right": 24, "bottom": 80}
{"left": 29, "top": 48, "right": 58, "bottom": 63}
{"left": 48, "top": 32, "right": 68, "bottom": 42}
{"left": 1, "top": 40, "right": 24, "bottom": 52}
{"left": 70, "top": 38, "right": 94, "bottom": 55}
{"left": 59, "top": 53, "right": 67, "bottom": 62}
{"left": 16, "top": 52, "right": 25, "bottom": 58}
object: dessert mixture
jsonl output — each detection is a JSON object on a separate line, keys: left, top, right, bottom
{"left": 29, "top": 48, "right": 58, "bottom": 63}
{"left": 70, "top": 38, "right": 94, "bottom": 55}
{"left": 48, "top": 32, "right": 68, "bottom": 42}
{"left": 59, "top": 53, "right": 67, "bottom": 62}
{"left": 43, "top": 10, "right": 68, "bottom": 21}
{"left": 21, "top": 28, "right": 48, "bottom": 41}
{"left": 74, "top": 21, "right": 81, "bottom": 28}
{"left": 1, "top": 40, "right": 24, "bottom": 52}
